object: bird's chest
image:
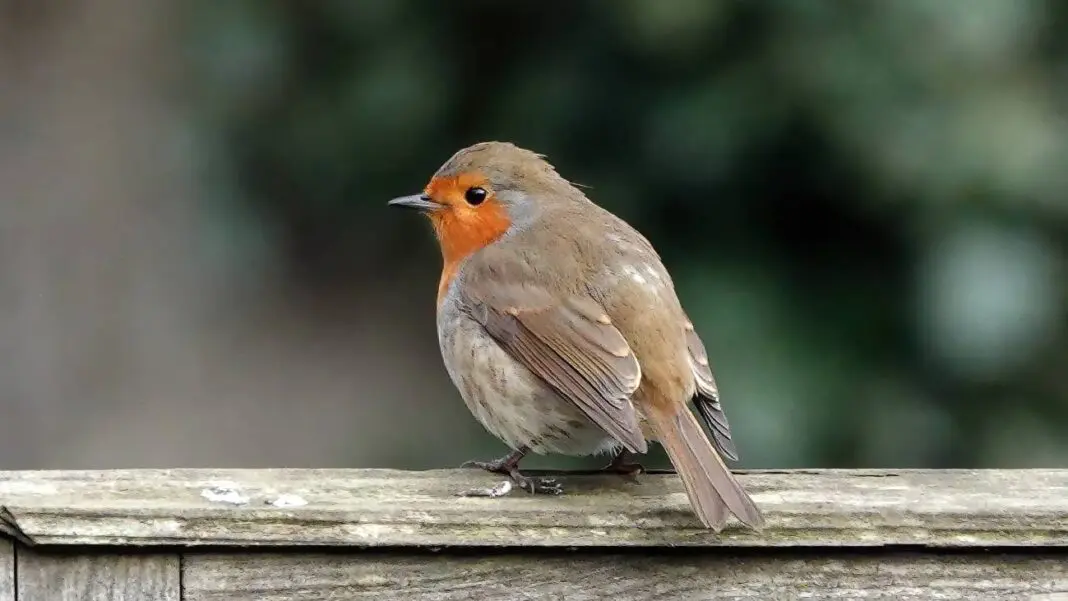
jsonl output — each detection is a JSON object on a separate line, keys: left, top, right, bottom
{"left": 436, "top": 306, "right": 614, "bottom": 455}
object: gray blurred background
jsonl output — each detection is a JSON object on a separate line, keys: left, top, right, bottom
{"left": 1, "top": 0, "right": 1066, "bottom": 471}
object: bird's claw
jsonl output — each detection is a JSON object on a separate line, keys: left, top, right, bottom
{"left": 452, "top": 476, "right": 563, "bottom": 499}
{"left": 516, "top": 475, "right": 563, "bottom": 495}
{"left": 456, "top": 475, "right": 563, "bottom": 497}
{"left": 460, "top": 459, "right": 505, "bottom": 472}
{"left": 458, "top": 457, "right": 564, "bottom": 496}
{"left": 458, "top": 448, "right": 562, "bottom": 496}
{"left": 600, "top": 461, "right": 645, "bottom": 481}
{"left": 600, "top": 450, "right": 645, "bottom": 484}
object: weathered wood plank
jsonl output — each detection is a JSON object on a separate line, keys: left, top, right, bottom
{"left": 183, "top": 550, "right": 1068, "bottom": 601}
{"left": 0, "top": 539, "right": 13, "bottom": 601}
{"left": 16, "top": 549, "right": 179, "bottom": 601}
{"left": 1, "top": 468, "right": 1067, "bottom": 547}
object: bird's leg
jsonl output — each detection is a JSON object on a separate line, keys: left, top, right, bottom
{"left": 599, "top": 448, "right": 645, "bottom": 482}
{"left": 459, "top": 446, "right": 563, "bottom": 496}
{"left": 460, "top": 446, "right": 528, "bottom": 474}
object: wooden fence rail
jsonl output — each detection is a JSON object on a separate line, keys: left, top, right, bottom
{"left": 1, "top": 468, "right": 1067, "bottom": 600}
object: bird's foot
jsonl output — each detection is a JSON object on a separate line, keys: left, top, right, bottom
{"left": 460, "top": 446, "right": 527, "bottom": 475}
{"left": 457, "top": 471, "right": 563, "bottom": 496}
{"left": 458, "top": 446, "right": 564, "bottom": 496}
{"left": 599, "top": 449, "right": 645, "bottom": 483}
{"left": 510, "top": 472, "right": 563, "bottom": 495}
{"left": 459, "top": 458, "right": 512, "bottom": 474}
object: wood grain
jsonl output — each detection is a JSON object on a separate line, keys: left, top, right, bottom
{"left": 0, "top": 539, "right": 12, "bottom": 601}
{"left": 16, "top": 549, "right": 179, "bottom": 601}
{"left": 183, "top": 550, "right": 1068, "bottom": 601}
{"left": 1, "top": 468, "right": 1067, "bottom": 547}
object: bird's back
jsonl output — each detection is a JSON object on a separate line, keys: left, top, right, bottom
{"left": 457, "top": 194, "right": 697, "bottom": 408}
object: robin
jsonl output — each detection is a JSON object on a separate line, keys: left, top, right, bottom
{"left": 388, "top": 141, "right": 764, "bottom": 531}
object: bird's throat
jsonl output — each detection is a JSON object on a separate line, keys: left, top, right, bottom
{"left": 431, "top": 202, "right": 511, "bottom": 307}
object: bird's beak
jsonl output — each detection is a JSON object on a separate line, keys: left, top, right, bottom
{"left": 387, "top": 194, "right": 443, "bottom": 213}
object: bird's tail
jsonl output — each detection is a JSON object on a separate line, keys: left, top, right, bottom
{"left": 647, "top": 406, "right": 764, "bottom": 531}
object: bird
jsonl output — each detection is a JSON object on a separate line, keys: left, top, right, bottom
{"left": 388, "top": 141, "right": 764, "bottom": 531}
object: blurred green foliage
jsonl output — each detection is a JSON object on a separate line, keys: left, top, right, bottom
{"left": 186, "top": 0, "right": 1068, "bottom": 469}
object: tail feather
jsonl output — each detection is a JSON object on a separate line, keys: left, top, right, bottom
{"left": 649, "top": 408, "right": 764, "bottom": 531}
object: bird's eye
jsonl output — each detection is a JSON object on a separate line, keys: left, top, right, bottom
{"left": 464, "top": 187, "right": 487, "bottom": 206}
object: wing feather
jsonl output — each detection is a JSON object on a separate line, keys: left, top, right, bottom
{"left": 464, "top": 283, "right": 647, "bottom": 454}
{"left": 683, "top": 317, "right": 739, "bottom": 461}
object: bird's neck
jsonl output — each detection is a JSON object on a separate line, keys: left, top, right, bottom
{"left": 436, "top": 261, "right": 462, "bottom": 308}
{"left": 431, "top": 206, "right": 511, "bottom": 308}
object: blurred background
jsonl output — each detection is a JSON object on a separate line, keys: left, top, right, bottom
{"left": 1, "top": 0, "right": 1066, "bottom": 471}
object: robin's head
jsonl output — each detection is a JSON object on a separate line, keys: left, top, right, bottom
{"left": 389, "top": 141, "right": 575, "bottom": 263}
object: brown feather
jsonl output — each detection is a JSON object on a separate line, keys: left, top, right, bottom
{"left": 464, "top": 283, "right": 648, "bottom": 454}
{"left": 401, "top": 141, "right": 764, "bottom": 530}
{"left": 647, "top": 405, "right": 764, "bottom": 531}
{"left": 683, "top": 320, "right": 739, "bottom": 461}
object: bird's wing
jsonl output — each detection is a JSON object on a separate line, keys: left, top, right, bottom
{"left": 682, "top": 317, "right": 739, "bottom": 461}
{"left": 460, "top": 280, "right": 648, "bottom": 454}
